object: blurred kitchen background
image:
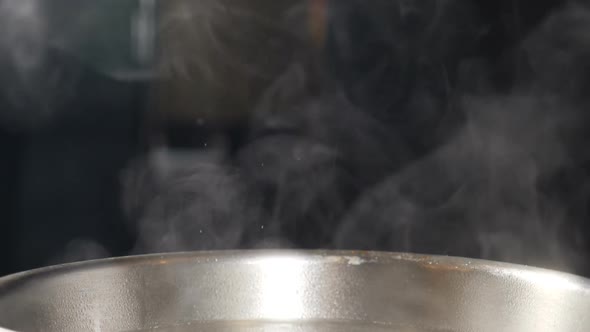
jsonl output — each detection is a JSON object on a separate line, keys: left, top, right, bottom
{"left": 1, "top": 0, "right": 589, "bottom": 277}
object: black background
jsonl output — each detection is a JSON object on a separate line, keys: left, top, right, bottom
{"left": 1, "top": 0, "right": 588, "bottom": 276}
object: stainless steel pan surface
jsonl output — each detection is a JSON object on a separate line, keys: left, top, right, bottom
{"left": 0, "top": 251, "right": 589, "bottom": 331}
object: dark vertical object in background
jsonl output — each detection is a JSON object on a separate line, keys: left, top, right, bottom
{"left": 1, "top": 50, "right": 143, "bottom": 274}
{"left": 0, "top": 130, "right": 24, "bottom": 276}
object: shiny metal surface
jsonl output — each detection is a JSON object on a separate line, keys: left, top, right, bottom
{"left": 0, "top": 251, "right": 589, "bottom": 332}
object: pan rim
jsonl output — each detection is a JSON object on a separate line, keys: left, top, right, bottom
{"left": 1, "top": 249, "right": 588, "bottom": 290}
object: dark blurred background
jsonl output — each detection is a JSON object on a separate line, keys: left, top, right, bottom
{"left": 1, "top": 0, "right": 589, "bottom": 277}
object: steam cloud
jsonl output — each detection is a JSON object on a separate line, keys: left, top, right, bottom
{"left": 0, "top": 0, "right": 80, "bottom": 129}
{"left": 122, "top": 1, "right": 590, "bottom": 275}
{"left": 0, "top": 0, "right": 45, "bottom": 73}
{"left": 3, "top": 0, "right": 585, "bottom": 275}
{"left": 0, "top": 0, "right": 46, "bottom": 126}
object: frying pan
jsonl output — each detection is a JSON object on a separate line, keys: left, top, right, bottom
{"left": 0, "top": 251, "right": 588, "bottom": 331}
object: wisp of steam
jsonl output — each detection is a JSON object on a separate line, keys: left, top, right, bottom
{"left": 0, "top": 0, "right": 83, "bottom": 129}
{"left": 8, "top": 0, "right": 582, "bottom": 276}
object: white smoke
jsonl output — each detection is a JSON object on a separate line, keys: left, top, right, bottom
{"left": 0, "top": 0, "right": 81, "bottom": 129}
{"left": 335, "top": 4, "right": 590, "bottom": 273}
{"left": 121, "top": 1, "right": 590, "bottom": 275}
{"left": 0, "top": 0, "right": 46, "bottom": 74}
